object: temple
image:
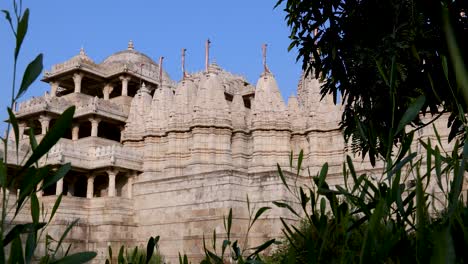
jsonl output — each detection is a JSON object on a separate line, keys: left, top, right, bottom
{"left": 0, "top": 40, "right": 458, "bottom": 262}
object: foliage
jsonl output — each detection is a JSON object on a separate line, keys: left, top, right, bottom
{"left": 105, "top": 236, "right": 164, "bottom": 264}
{"left": 178, "top": 198, "right": 275, "bottom": 264}
{"left": 270, "top": 130, "right": 468, "bottom": 263}
{"left": 276, "top": 0, "right": 468, "bottom": 164}
{"left": 0, "top": 0, "right": 96, "bottom": 263}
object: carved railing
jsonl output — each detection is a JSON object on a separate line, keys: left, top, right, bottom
{"left": 46, "top": 60, "right": 102, "bottom": 76}
{"left": 1, "top": 136, "right": 142, "bottom": 171}
{"left": 16, "top": 95, "right": 129, "bottom": 120}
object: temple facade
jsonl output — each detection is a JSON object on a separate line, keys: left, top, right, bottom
{"left": 1, "top": 41, "right": 457, "bottom": 262}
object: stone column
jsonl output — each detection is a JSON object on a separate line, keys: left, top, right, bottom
{"left": 39, "top": 115, "right": 51, "bottom": 135}
{"left": 67, "top": 180, "right": 75, "bottom": 196}
{"left": 73, "top": 73, "right": 84, "bottom": 93}
{"left": 50, "top": 81, "right": 60, "bottom": 97}
{"left": 89, "top": 118, "right": 101, "bottom": 137}
{"left": 103, "top": 83, "right": 114, "bottom": 100}
{"left": 86, "top": 175, "right": 95, "bottom": 199}
{"left": 107, "top": 170, "right": 117, "bottom": 197}
{"left": 56, "top": 178, "right": 63, "bottom": 195}
{"left": 127, "top": 174, "right": 134, "bottom": 199}
{"left": 120, "top": 76, "right": 130, "bottom": 96}
{"left": 72, "top": 124, "right": 80, "bottom": 141}
{"left": 18, "top": 122, "right": 26, "bottom": 139}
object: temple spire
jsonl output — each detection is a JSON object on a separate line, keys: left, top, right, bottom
{"left": 205, "top": 39, "right": 211, "bottom": 73}
{"left": 262, "top": 43, "right": 270, "bottom": 73}
{"left": 181, "top": 48, "right": 187, "bottom": 80}
{"left": 128, "top": 40, "right": 134, "bottom": 50}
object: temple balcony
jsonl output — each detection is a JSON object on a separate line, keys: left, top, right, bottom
{"left": 15, "top": 93, "right": 129, "bottom": 121}
{"left": 0, "top": 137, "right": 143, "bottom": 172}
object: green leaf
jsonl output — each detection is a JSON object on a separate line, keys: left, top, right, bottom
{"left": 226, "top": 208, "right": 232, "bottom": 240}
{"left": 0, "top": 159, "right": 7, "bottom": 189}
{"left": 1, "top": 10, "right": 13, "bottom": 31}
{"left": 108, "top": 246, "right": 113, "bottom": 262}
{"left": 16, "top": 53, "right": 43, "bottom": 100}
{"left": 4, "top": 223, "right": 44, "bottom": 246}
{"left": 296, "top": 149, "right": 303, "bottom": 174}
{"left": 25, "top": 231, "right": 36, "bottom": 264}
{"left": 54, "top": 219, "right": 79, "bottom": 255}
{"left": 277, "top": 163, "right": 290, "bottom": 192}
{"left": 251, "top": 207, "right": 271, "bottom": 227}
{"left": 387, "top": 152, "right": 417, "bottom": 181}
{"left": 146, "top": 237, "right": 155, "bottom": 264}
{"left": 9, "top": 236, "right": 25, "bottom": 264}
{"left": 430, "top": 226, "right": 455, "bottom": 264}
{"left": 395, "top": 95, "right": 425, "bottom": 135}
{"left": 15, "top": 9, "right": 29, "bottom": 60}
{"left": 118, "top": 245, "right": 125, "bottom": 264}
{"left": 49, "top": 194, "right": 62, "bottom": 222}
{"left": 247, "top": 239, "right": 275, "bottom": 259}
{"left": 318, "top": 162, "right": 328, "bottom": 187}
{"left": 50, "top": 252, "right": 97, "bottom": 264}
{"left": 272, "top": 201, "right": 300, "bottom": 217}
{"left": 7, "top": 107, "right": 19, "bottom": 158}
{"left": 299, "top": 187, "right": 309, "bottom": 211}
{"left": 31, "top": 192, "right": 39, "bottom": 224}
{"left": 41, "top": 163, "right": 71, "bottom": 190}
{"left": 22, "top": 106, "right": 75, "bottom": 171}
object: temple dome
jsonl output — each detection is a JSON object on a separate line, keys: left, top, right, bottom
{"left": 69, "top": 47, "right": 95, "bottom": 64}
{"left": 101, "top": 49, "right": 157, "bottom": 67}
{"left": 101, "top": 40, "right": 158, "bottom": 67}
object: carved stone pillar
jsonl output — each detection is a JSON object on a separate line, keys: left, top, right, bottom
{"left": 50, "top": 81, "right": 60, "bottom": 97}
{"left": 73, "top": 73, "right": 84, "bottom": 93}
{"left": 127, "top": 174, "right": 134, "bottom": 199}
{"left": 56, "top": 178, "right": 63, "bottom": 195}
{"left": 89, "top": 118, "right": 101, "bottom": 137}
{"left": 107, "top": 170, "right": 117, "bottom": 197}
{"left": 103, "top": 83, "right": 114, "bottom": 100}
{"left": 72, "top": 123, "right": 80, "bottom": 141}
{"left": 39, "top": 115, "right": 51, "bottom": 135}
{"left": 86, "top": 175, "right": 95, "bottom": 199}
{"left": 67, "top": 180, "right": 75, "bottom": 196}
{"left": 120, "top": 76, "right": 131, "bottom": 96}
{"left": 18, "top": 122, "right": 26, "bottom": 139}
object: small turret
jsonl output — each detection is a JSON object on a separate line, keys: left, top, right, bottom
{"left": 122, "top": 83, "right": 152, "bottom": 141}
{"left": 231, "top": 93, "right": 247, "bottom": 130}
{"left": 193, "top": 71, "right": 230, "bottom": 127}
{"left": 251, "top": 71, "right": 288, "bottom": 129}
{"left": 287, "top": 95, "right": 307, "bottom": 131}
{"left": 169, "top": 78, "right": 198, "bottom": 129}
{"left": 147, "top": 82, "right": 174, "bottom": 134}
{"left": 298, "top": 73, "right": 340, "bottom": 130}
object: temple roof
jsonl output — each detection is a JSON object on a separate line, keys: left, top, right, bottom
{"left": 101, "top": 50, "right": 157, "bottom": 67}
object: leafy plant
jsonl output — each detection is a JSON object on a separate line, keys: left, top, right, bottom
{"left": 181, "top": 198, "right": 275, "bottom": 264}
{"left": 0, "top": 0, "right": 96, "bottom": 263}
{"left": 272, "top": 131, "right": 467, "bottom": 263}
{"left": 106, "top": 236, "right": 164, "bottom": 264}
{"left": 276, "top": 0, "right": 468, "bottom": 164}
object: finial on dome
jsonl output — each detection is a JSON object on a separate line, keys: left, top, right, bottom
{"left": 159, "top": 56, "right": 164, "bottom": 87}
{"left": 181, "top": 48, "right": 187, "bottom": 80}
{"left": 205, "top": 39, "right": 211, "bottom": 73}
{"left": 80, "top": 46, "right": 86, "bottom": 56}
{"left": 262, "top": 43, "right": 270, "bottom": 74}
{"left": 128, "top": 40, "right": 134, "bottom": 50}
{"left": 140, "top": 82, "right": 150, "bottom": 94}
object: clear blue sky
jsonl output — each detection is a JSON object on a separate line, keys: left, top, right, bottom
{"left": 0, "top": 0, "right": 302, "bottom": 131}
